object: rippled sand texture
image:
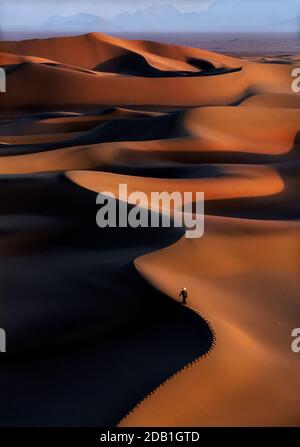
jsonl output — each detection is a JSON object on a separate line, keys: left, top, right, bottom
{"left": 0, "top": 33, "right": 300, "bottom": 426}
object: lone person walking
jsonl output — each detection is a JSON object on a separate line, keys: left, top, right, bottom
{"left": 179, "top": 287, "right": 188, "bottom": 305}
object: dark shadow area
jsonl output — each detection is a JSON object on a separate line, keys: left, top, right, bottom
{"left": 99, "top": 163, "right": 226, "bottom": 179}
{"left": 94, "top": 52, "right": 169, "bottom": 76}
{"left": 0, "top": 111, "right": 189, "bottom": 156}
{"left": 0, "top": 173, "right": 213, "bottom": 426}
{"left": 186, "top": 57, "right": 215, "bottom": 71}
{"left": 94, "top": 52, "right": 241, "bottom": 78}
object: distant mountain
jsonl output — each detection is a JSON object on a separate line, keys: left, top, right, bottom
{"left": 44, "top": 13, "right": 108, "bottom": 33}
{"left": 187, "top": 0, "right": 300, "bottom": 32}
{"left": 111, "top": 4, "right": 200, "bottom": 32}
{"left": 42, "top": 2, "right": 300, "bottom": 33}
{"left": 42, "top": 5, "right": 212, "bottom": 33}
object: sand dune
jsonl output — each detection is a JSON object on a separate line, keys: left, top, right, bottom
{"left": 0, "top": 32, "right": 241, "bottom": 70}
{"left": 0, "top": 104, "right": 298, "bottom": 173}
{"left": 0, "top": 32, "right": 299, "bottom": 427}
{"left": 119, "top": 216, "right": 300, "bottom": 426}
{"left": 66, "top": 166, "right": 284, "bottom": 204}
{"left": 240, "top": 93, "right": 300, "bottom": 109}
{"left": 1, "top": 59, "right": 295, "bottom": 110}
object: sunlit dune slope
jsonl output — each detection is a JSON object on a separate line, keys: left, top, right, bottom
{"left": 119, "top": 216, "right": 300, "bottom": 426}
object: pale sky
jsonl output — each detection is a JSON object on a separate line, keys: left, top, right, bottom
{"left": 2, "top": 0, "right": 214, "bottom": 27}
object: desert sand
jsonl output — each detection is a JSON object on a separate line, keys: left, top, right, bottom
{"left": 0, "top": 32, "right": 299, "bottom": 426}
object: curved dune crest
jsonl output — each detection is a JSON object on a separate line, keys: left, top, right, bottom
{"left": 119, "top": 216, "right": 300, "bottom": 426}
{"left": 1, "top": 59, "right": 295, "bottom": 109}
{"left": 66, "top": 167, "right": 284, "bottom": 202}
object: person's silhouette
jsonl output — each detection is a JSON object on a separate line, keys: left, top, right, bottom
{"left": 179, "top": 287, "right": 188, "bottom": 305}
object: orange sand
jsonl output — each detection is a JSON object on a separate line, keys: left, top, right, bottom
{"left": 0, "top": 32, "right": 299, "bottom": 427}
